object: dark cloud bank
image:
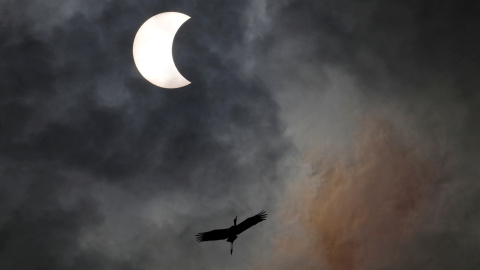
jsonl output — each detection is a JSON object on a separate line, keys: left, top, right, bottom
{"left": 1, "top": 0, "right": 479, "bottom": 269}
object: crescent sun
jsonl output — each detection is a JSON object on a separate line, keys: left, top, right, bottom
{"left": 133, "top": 12, "right": 191, "bottom": 89}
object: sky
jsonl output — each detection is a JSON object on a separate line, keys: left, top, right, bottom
{"left": 1, "top": 0, "right": 479, "bottom": 269}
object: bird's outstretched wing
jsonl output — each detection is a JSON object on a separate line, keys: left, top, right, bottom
{"left": 195, "top": 228, "right": 230, "bottom": 242}
{"left": 236, "top": 210, "right": 267, "bottom": 235}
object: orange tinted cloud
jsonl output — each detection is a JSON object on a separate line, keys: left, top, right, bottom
{"left": 261, "top": 117, "right": 444, "bottom": 270}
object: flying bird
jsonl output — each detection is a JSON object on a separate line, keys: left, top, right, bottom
{"left": 195, "top": 210, "right": 267, "bottom": 255}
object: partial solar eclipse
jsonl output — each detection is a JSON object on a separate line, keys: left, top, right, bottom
{"left": 133, "top": 12, "right": 191, "bottom": 89}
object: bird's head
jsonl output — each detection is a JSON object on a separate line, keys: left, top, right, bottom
{"left": 234, "top": 216, "right": 237, "bottom": 226}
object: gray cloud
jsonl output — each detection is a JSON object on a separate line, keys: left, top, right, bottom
{"left": 240, "top": 0, "right": 480, "bottom": 269}
{"left": 2, "top": 0, "right": 480, "bottom": 269}
{"left": 0, "top": 0, "right": 290, "bottom": 269}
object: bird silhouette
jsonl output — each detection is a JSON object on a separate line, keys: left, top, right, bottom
{"left": 195, "top": 210, "right": 267, "bottom": 255}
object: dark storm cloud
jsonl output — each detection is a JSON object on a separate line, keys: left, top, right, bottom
{"left": 0, "top": 0, "right": 286, "bottom": 180}
{"left": 2, "top": 0, "right": 480, "bottom": 269}
{"left": 0, "top": 0, "right": 290, "bottom": 269}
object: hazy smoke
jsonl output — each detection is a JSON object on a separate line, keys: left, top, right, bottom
{"left": 240, "top": 0, "right": 480, "bottom": 269}
{"left": 260, "top": 117, "right": 450, "bottom": 269}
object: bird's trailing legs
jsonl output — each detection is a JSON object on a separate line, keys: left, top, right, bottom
{"left": 227, "top": 235, "right": 237, "bottom": 255}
